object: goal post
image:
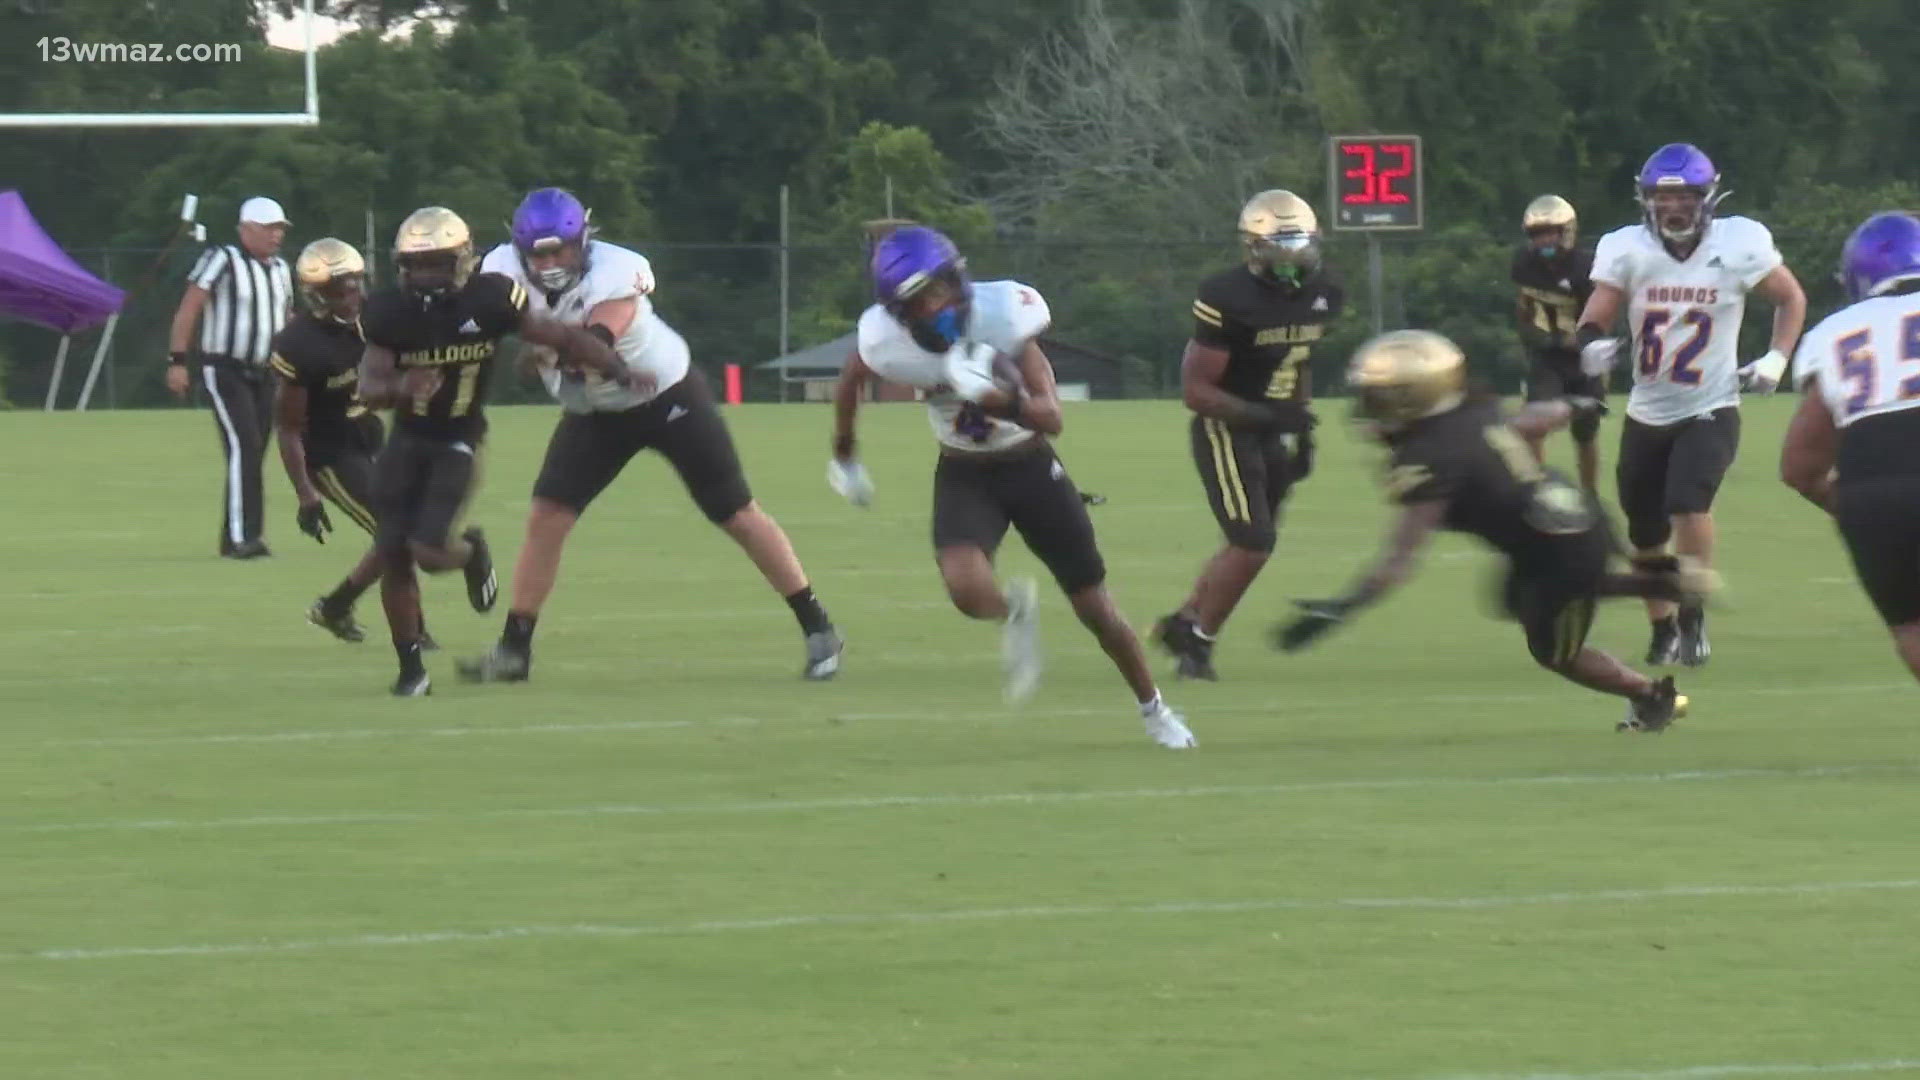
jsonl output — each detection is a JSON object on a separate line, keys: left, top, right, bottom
{"left": 0, "top": 0, "right": 320, "bottom": 129}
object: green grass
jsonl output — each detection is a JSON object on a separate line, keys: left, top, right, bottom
{"left": 2, "top": 398, "right": 1917, "bottom": 1080}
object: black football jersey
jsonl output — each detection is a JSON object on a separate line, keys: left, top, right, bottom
{"left": 360, "top": 272, "right": 528, "bottom": 441}
{"left": 1511, "top": 245, "right": 1595, "bottom": 356}
{"left": 1190, "top": 265, "right": 1344, "bottom": 403}
{"left": 1383, "top": 398, "right": 1598, "bottom": 562}
{"left": 270, "top": 313, "right": 371, "bottom": 463}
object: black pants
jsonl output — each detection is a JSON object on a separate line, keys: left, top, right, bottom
{"left": 202, "top": 362, "right": 274, "bottom": 553}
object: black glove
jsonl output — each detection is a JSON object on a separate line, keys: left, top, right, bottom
{"left": 1238, "top": 400, "right": 1317, "bottom": 435}
{"left": 1272, "top": 597, "right": 1358, "bottom": 652}
{"left": 1292, "top": 430, "right": 1316, "bottom": 482}
{"left": 297, "top": 500, "right": 333, "bottom": 544}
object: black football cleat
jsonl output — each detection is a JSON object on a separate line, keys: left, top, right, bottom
{"left": 1645, "top": 617, "right": 1681, "bottom": 667}
{"left": 461, "top": 527, "right": 498, "bottom": 613}
{"left": 1677, "top": 605, "right": 1711, "bottom": 667}
{"left": 391, "top": 669, "right": 432, "bottom": 697}
{"left": 225, "top": 539, "right": 272, "bottom": 560}
{"left": 456, "top": 643, "right": 530, "bottom": 684}
{"left": 803, "top": 628, "right": 844, "bottom": 681}
{"left": 1153, "top": 613, "right": 1218, "bottom": 681}
{"left": 1617, "top": 676, "right": 1687, "bottom": 733}
{"left": 307, "top": 598, "right": 365, "bottom": 643}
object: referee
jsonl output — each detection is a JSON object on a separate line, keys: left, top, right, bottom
{"left": 167, "top": 196, "right": 295, "bottom": 559}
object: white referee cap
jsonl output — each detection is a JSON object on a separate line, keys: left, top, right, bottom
{"left": 239, "top": 196, "right": 290, "bottom": 226}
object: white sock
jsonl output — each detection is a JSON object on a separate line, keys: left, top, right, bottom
{"left": 1138, "top": 691, "right": 1162, "bottom": 716}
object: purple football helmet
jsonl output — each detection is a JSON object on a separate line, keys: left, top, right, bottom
{"left": 1840, "top": 213, "right": 1920, "bottom": 303}
{"left": 1638, "top": 143, "right": 1723, "bottom": 246}
{"left": 871, "top": 225, "right": 972, "bottom": 353}
{"left": 511, "top": 187, "right": 593, "bottom": 291}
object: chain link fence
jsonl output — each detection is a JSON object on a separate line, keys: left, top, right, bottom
{"left": 6, "top": 225, "right": 1851, "bottom": 411}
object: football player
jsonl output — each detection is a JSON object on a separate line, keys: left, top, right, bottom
{"left": 456, "top": 188, "right": 842, "bottom": 684}
{"left": 358, "top": 206, "right": 625, "bottom": 696}
{"left": 1273, "top": 330, "right": 1707, "bottom": 733}
{"left": 828, "top": 224, "right": 1195, "bottom": 749}
{"left": 1573, "top": 143, "right": 1806, "bottom": 668}
{"left": 270, "top": 237, "right": 434, "bottom": 648}
{"left": 1511, "top": 195, "right": 1602, "bottom": 491}
{"left": 1154, "top": 190, "right": 1344, "bottom": 680}
{"left": 1781, "top": 212, "right": 1920, "bottom": 682}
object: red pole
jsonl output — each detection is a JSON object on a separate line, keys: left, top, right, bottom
{"left": 724, "top": 363, "right": 743, "bottom": 405}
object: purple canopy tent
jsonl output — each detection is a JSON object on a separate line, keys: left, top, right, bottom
{"left": 0, "top": 190, "right": 126, "bottom": 410}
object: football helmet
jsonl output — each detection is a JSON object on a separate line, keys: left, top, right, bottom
{"left": 393, "top": 206, "right": 475, "bottom": 298}
{"left": 871, "top": 225, "right": 971, "bottom": 353}
{"left": 511, "top": 187, "right": 593, "bottom": 292}
{"left": 1839, "top": 212, "right": 1920, "bottom": 303}
{"left": 1239, "top": 189, "right": 1320, "bottom": 284}
{"left": 1637, "top": 143, "right": 1724, "bottom": 247}
{"left": 293, "top": 237, "right": 365, "bottom": 321}
{"left": 1522, "top": 195, "right": 1577, "bottom": 257}
{"left": 1347, "top": 329, "right": 1467, "bottom": 427}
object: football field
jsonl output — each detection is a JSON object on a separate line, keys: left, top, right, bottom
{"left": 3, "top": 397, "right": 1917, "bottom": 1080}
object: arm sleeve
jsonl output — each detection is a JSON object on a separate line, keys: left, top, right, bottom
{"left": 1737, "top": 221, "right": 1786, "bottom": 290}
{"left": 1191, "top": 279, "right": 1233, "bottom": 348}
{"left": 188, "top": 246, "right": 228, "bottom": 290}
{"left": 470, "top": 272, "right": 530, "bottom": 335}
{"left": 1590, "top": 233, "right": 1631, "bottom": 290}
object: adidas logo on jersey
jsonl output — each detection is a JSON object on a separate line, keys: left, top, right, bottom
{"left": 666, "top": 405, "right": 688, "bottom": 422}
{"left": 1558, "top": 279, "right": 1571, "bottom": 289}
{"left": 1707, "top": 256, "right": 1724, "bottom": 268}
{"left": 1050, "top": 459, "right": 1065, "bottom": 480}
{"left": 458, "top": 318, "right": 480, "bottom": 333}
{"left": 1310, "top": 297, "right": 1329, "bottom": 312}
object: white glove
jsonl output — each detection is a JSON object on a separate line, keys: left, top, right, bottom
{"left": 942, "top": 341, "right": 1002, "bottom": 403}
{"left": 827, "top": 457, "right": 874, "bottom": 507}
{"left": 1738, "top": 349, "right": 1789, "bottom": 394}
{"left": 1579, "top": 337, "right": 1622, "bottom": 378}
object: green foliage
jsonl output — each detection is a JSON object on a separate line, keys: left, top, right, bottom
{"left": 5, "top": 0, "right": 1920, "bottom": 406}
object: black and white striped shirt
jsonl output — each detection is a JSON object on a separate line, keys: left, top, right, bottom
{"left": 187, "top": 244, "right": 294, "bottom": 366}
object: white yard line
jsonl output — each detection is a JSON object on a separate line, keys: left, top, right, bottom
{"left": 20, "top": 680, "right": 1916, "bottom": 748}
{"left": 11, "top": 764, "right": 1899, "bottom": 836}
{"left": 28, "top": 879, "right": 1920, "bottom": 962}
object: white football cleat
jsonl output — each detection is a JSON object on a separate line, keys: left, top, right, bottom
{"left": 1001, "top": 576, "right": 1042, "bottom": 704}
{"left": 1142, "top": 699, "right": 1197, "bottom": 749}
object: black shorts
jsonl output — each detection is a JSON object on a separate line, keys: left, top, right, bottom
{"left": 932, "top": 440, "right": 1106, "bottom": 595}
{"left": 1525, "top": 353, "right": 1607, "bottom": 441}
{"left": 306, "top": 448, "right": 379, "bottom": 536}
{"left": 1504, "top": 530, "right": 1612, "bottom": 670}
{"left": 1615, "top": 407, "right": 1741, "bottom": 547}
{"left": 371, "top": 425, "right": 481, "bottom": 550}
{"left": 532, "top": 370, "right": 752, "bottom": 523}
{"left": 1190, "top": 416, "right": 1305, "bottom": 552}
{"left": 1835, "top": 478, "right": 1920, "bottom": 626}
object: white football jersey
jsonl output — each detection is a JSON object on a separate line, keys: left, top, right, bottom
{"left": 1794, "top": 292, "right": 1920, "bottom": 428}
{"left": 479, "top": 239, "right": 690, "bottom": 413}
{"left": 856, "top": 279, "right": 1052, "bottom": 454}
{"left": 1591, "top": 215, "right": 1782, "bottom": 425}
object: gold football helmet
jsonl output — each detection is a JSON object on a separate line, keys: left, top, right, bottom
{"left": 294, "top": 237, "right": 366, "bottom": 320}
{"left": 392, "top": 206, "right": 475, "bottom": 296}
{"left": 1239, "top": 189, "right": 1321, "bottom": 283}
{"left": 1347, "top": 330, "right": 1467, "bottom": 427}
{"left": 1523, "top": 194, "right": 1577, "bottom": 249}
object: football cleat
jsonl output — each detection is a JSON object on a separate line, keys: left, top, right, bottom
{"left": 391, "top": 669, "right": 432, "bottom": 697}
{"left": 456, "top": 643, "right": 530, "bottom": 684}
{"left": 1617, "top": 676, "right": 1687, "bottom": 733}
{"left": 803, "top": 628, "right": 844, "bottom": 681}
{"left": 225, "top": 539, "right": 272, "bottom": 560}
{"left": 461, "top": 527, "right": 498, "bottom": 613}
{"left": 1153, "top": 613, "right": 1218, "bottom": 681}
{"left": 1002, "top": 577, "right": 1042, "bottom": 704}
{"left": 1677, "top": 604, "right": 1711, "bottom": 667}
{"left": 1645, "top": 617, "right": 1681, "bottom": 666}
{"left": 1143, "top": 700, "right": 1198, "bottom": 749}
{"left": 307, "top": 598, "right": 365, "bottom": 643}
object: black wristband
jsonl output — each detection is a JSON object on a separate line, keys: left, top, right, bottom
{"left": 168, "top": 352, "right": 187, "bottom": 367}
{"left": 1573, "top": 324, "right": 1605, "bottom": 350}
{"left": 584, "top": 324, "right": 616, "bottom": 348}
